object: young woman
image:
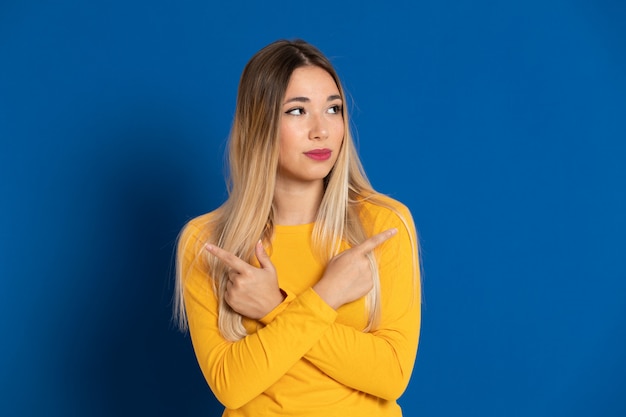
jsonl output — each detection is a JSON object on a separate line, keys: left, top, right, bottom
{"left": 174, "top": 39, "right": 421, "bottom": 416}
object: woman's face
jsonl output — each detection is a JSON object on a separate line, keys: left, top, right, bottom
{"left": 277, "top": 66, "right": 344, "bottom": 189}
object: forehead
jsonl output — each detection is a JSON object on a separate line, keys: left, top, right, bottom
{"left": 284, "top": 66, "right": 340, "bottom": 97}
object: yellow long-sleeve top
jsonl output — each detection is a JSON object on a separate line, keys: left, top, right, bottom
{"left": 179, "top": 196, "right": 421, "bottom": 416}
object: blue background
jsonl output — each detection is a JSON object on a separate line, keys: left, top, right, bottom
{"left": 1, "top": 1, "right": 625, "bottom": 416}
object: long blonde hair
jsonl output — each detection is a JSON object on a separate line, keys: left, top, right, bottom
{"left": 174, "top": 40, "right": 418, "bottom": 341}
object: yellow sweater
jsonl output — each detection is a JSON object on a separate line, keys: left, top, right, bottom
{"left": 180, "top": 196, "right": 421, "bottom": 416}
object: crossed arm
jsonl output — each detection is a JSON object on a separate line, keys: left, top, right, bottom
{"left": 181, "top": 215, "right": 420, "bottom": 409}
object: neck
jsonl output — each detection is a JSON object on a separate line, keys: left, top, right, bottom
{"left": 273, "top": 179, "right": 324, "bottom": 225}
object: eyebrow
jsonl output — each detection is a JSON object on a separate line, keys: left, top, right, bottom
{"left": 283, "top": 94, "right": 342, "bottom": 105}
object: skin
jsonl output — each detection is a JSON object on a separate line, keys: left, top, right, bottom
{"left": 205, "top": 65, "right": 397, "bottom": 319}
{"left": 273, "top": 65, "right": 345, "bottom": 226}
{"left": 276, "top": 66, "right": 344, "bottom": 191}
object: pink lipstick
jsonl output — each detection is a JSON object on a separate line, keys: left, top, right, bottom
{"left": 304, "top": 148, "right": 332, "bottom": 161}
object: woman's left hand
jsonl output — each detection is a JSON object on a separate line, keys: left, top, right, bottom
{"left": 205, "top": 241, "right": 284, "bottom": 319}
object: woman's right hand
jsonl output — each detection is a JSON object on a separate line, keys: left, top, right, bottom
{"left": 205, "top": 240, "right": 284, "bottom": 320}
{"left": 313, "top": 228, "right": 397, "bottom": 310}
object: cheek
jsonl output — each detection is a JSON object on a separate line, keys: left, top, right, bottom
{"left": 332, "top": 123, "right": 345, "bottom": 162}
{"left": 325, "top": 112, "right": 341, "bottom": 131}
{"left": 278, "top": 124, "right": 291, "bottom": 152}
{"left": 333, "top": 121, "right": 345, "bottom": 144}
{"left": 279, "top": 117, "right": 301, "bottom": 141}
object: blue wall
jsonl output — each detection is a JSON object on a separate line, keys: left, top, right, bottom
{"left": 1, "top": 1, "right": 625, "bottom": 416}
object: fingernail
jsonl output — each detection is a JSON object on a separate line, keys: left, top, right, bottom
{"left": 205, "top": 244, "right": 214, "bottom": 252}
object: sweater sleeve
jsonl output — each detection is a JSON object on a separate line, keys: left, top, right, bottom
{"left": 180, "top": 221, "right": 338, "bottom": 410}
{"left": 303, "top": 205, "right": 421, "bottom": 400}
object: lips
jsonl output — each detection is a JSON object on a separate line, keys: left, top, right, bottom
{"left": 304, "top": 148, "right": 332, "bottom": 161}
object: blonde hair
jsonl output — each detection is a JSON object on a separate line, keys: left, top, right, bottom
{"left": 174, "top": 40, "right": 418, "bottom": 341}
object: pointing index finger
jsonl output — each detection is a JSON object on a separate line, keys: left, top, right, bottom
{"left": 205, "top": 244, "right": 248, "bottom": 272}
{"left": 355, "top": 228, "right": 398, "bottom": 254}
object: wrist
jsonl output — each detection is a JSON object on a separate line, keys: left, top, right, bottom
{"left": 312, "top": 282, "right": 340, "bottom": 310}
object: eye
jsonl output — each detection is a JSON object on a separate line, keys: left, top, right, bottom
{"left": 286, "top": 107, "right": 305, "bottom": 116}
{"left": 328, "top": 105, "right": 343, "bottom": 114}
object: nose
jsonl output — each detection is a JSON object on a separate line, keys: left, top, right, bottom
{"left": 308, "top": 114, "right": 329, "bottom": 140}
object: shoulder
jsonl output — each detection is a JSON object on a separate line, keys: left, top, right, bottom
{"left": 356, "top": 194, "right": 418, "bottom": 248}
{"left": 178, "top": 209, "right": 222, "bottom": 255}
{"left": 359, "top": 194, "right": 415, "bottom": 229}
{"left": 183, "top": 210, "right": 218, "bottom": 235}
